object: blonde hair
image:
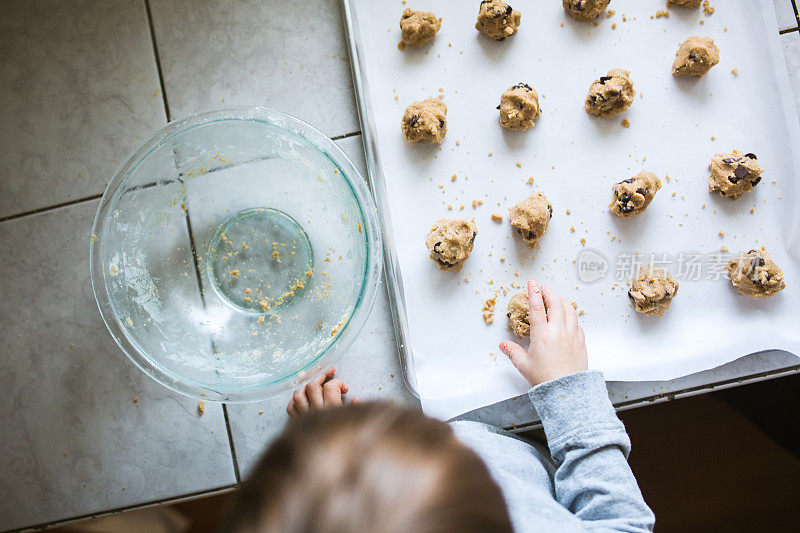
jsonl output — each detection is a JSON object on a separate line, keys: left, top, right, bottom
{"left": 225, "top": 402, "right": 512, "bottom": 533}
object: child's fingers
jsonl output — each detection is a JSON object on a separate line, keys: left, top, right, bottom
{"left": 499, "top": 340, "right": 528, "bottom": 372}
{"left": 322, "top": 366, "right": 336, "bottom": 383}
{"left": 292, "top": 387, "right": 310, "bottom": 413}
{"left": 541, "top": 285, "right": 566, "bottom": 325}
{"left": 323, "top": 378, "right": 347, "bottom": 405}
{"left": 306, "top": 382, "right": 325, "bottom": 409}
{"left": 526, "top": 279, "right": 547, "bottom": 332}
{"left": 286, "top": 400, "right": 298, "bottom": 418}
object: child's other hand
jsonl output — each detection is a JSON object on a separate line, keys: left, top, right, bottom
{"left": 286, "top": 367, "right": 349, "bottom": 418}
{"left": 499, "top": 279, "right": 588, "bottom": 387}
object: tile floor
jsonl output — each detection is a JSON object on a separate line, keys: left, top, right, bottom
{"left": 1, "top": 1, "right": 798, "bottom": 530}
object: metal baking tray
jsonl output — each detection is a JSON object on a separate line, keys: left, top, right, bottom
{"left": 340, "top": 0, "right": 800, "bottom": 415}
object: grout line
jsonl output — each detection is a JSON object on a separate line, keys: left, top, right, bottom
{"left": 181, "top": 202, "right": 242, "bottom": 484}
{"left": 330, "top": 130, "right": 362, "bottom": 141}
{"left": 222, "top": 404, "right": 243, "bottom": 483}
{"left": 779, "top": 27, "right": 799, "bottom": 35}
{"left": 0, "top": 194, "right": 103, "bottom": 223}
{"left": 182, "top": 203, "right": 208, "bottom": 307}
{"left": 4, "top": 484, "right": 239, "bottom": 533}
{"left": 144, "top": 0, "right": 171, "bottom": 122}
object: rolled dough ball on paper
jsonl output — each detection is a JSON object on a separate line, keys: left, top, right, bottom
{"left": 425, "top": 218, "right": 478, "bottom": 271}
{"left": 628, "top": 266, "right": 679, "bottom": 317}
{"left": 727, "top": 248, "right": 786, "bottom": 299}
{"left": 708, "top": 150, "right": 763, "bottom": 200}
{"left": 476, "top": 0, "right": 521, "bottom": 41}
{"left": 668, "top": 0, "right": 701, "bottom": 7}
{"left": 509, "top": 192, "right": 552, "bottom": 245}
{"left": 507, "top": 292, "right": 530, "bottom": 338}
{"left": 499, "top": 83, "right": 541, "bottom": 130}
{"left": 401, "top": 98, "right": 447, "bottom": 144}
{"left": 609, "top": 171, "right": 661, "bottom": 218}
{"left": 672, "top": 36, "right": 720, "bottom": 77}
{"left": 399, "top": 8, "right": 441, "bottom": 48}
{"left": 584, "top": 69, "right": 635, "bottom": 118}
{"left": 562, "top": 0, "right": 611, "bottom": 22}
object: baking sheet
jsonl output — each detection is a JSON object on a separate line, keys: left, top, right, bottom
{"left": 349, "top": 0, "right": 800, "bottom": 419}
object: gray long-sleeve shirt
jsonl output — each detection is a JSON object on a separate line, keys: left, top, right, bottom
{"left": 451, "top": 371, "right": 655, "bottom": 532}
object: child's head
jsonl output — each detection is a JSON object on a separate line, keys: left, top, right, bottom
{"left": 225, "top": 402, "right": 512, "bottom": 533}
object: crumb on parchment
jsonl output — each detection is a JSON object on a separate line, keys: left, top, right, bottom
{"left": 482, "top": 297, "right": 497, "bottom": 324}
{"left": 621, "top": 119, "right": 630, "bottom": 128}
{"left": 198, "top": 401, "right": 205, "bottom": 415}
{"left": 491, "top": 213, "right": 503, "bottom": 222}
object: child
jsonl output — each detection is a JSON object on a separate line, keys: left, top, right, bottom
{"left": 225, "top": 279, "right": 655, "bottom": 532}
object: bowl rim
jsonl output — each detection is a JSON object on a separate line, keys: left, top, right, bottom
{"left": 89, "top": 107, "right": 383, "bottom": 403}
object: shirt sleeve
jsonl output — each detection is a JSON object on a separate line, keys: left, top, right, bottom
{"left": 528, "top": 370, "right": 656, "bottom": 532}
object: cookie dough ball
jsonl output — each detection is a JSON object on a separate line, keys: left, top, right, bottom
{"left": 401, "top": 98, "right": 447, "bottom": 144}
{"left": 475, "top": 0, "right": 521, "bottom": 41}
{"left": 708, "top": 150, "right": 763, "bottom": 200}
{"left": 399, "top": 8, "right": 441, "bottom": 48}
{"left": 562, "top": 0, "right": 611, "bottom": 21}
{"left": 507, "top": 292, "right": 530, "bottom": 338}
{"left": 609, "top": 171, "right": 662, "bottom": 218}
{"left": 668, "top": 0, "right": 701, "bottom": 7}
{"left": 628, "top": 266, "right": 679, "bottom": 317}
{"left": 499, "top": 83, "right": 541, "bottom": 130}
{"left": 672, "top": 36, "right": 720, "bottom": 77}
{"left": 425, "top": 219, "right": 478, "bottom": 271}
{"left": 509, "top": 192, "right": 552, "bottom": 245}
{"left": 584, "top": 69, "right": 635, "bottom": 118}
{"left": 727, "top": 248, "right": 786, "bottom": 299}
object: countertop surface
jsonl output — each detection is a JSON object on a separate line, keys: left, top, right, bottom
{"left": 1, "top": 1, "right": 798, "bottom": 530}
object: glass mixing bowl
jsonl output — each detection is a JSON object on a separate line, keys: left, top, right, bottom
{"left": 90, "top": 108, "right": 382, "bottom": 402}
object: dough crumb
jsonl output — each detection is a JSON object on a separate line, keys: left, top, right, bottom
{"left": 198, "top": 401, "right": 205, "bottom": 415}
{"left": 606, "top": 10, "right": 615, "bottom": 17}
{"left": 655, "top": 10, "right": 669, "bottom": 18}
{"left": 702, "top": 0, "right": 714, "bottom": 16}
{"left": 731, "top": 68, "right": 738, "bottom": 75}
{"left": 621, "top": 118, "right": 631, "bottom": 128}
{"left": 491, "top": 213, "right": 504, "bottom": 222}
{"left": 482, "top": 297, "right": 497, "bottom": 324}
{"left": 472, "top": 199, "right": 483, "bottom": 208}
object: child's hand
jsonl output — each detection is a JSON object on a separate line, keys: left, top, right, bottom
{"left": 286, "top": 367, "right": 349, "bottom": 418}
{"left": 499, "top": 279, "right": 588, "bottom": 386}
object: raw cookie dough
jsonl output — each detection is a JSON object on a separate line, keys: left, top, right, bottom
{"left": 399, "top": 8, "right": 441, "bottom": 48}
{"left": 401, "top": 98, "right": 447, "bottom": 144}
{"left": 708, "top": 150, "right": 763, "bottom": 200}
{"left": 475, "top": 0, "right": 521, "bottom": 41}
{"left": 609, "top": 171, "right": 662, "bottom": 218}
{"left": 672, "top": 36, "right": 720, "bottom": 77}
{"left": 509, "top": 192, "right": 552, "bottom": 245}
{"left": 425, "top": 218, "right": 478, "bottom": 271}
{"left": 584, "top": 69, "right": 635, "bottom": 118}
{"left": 507, "top": 292, "right": 530, "bottom": 338}
{"left": 727, "top": 248, "right": 786, "bottom": 299}
{"left": 668, "top": 0, "right": 701, "bottom": 7}
{"left": 628, "top": 266, "right": 679, "bottom": 317}
{"left": 562, "top": 0, "right": 611, "bottom": 21}
{"left": 499, "top": 83, "right": 541, "bottom": 130}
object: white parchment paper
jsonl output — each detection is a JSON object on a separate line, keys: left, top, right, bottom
{"left": 351, "top": 0, "right": 800, "bottom": 419}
